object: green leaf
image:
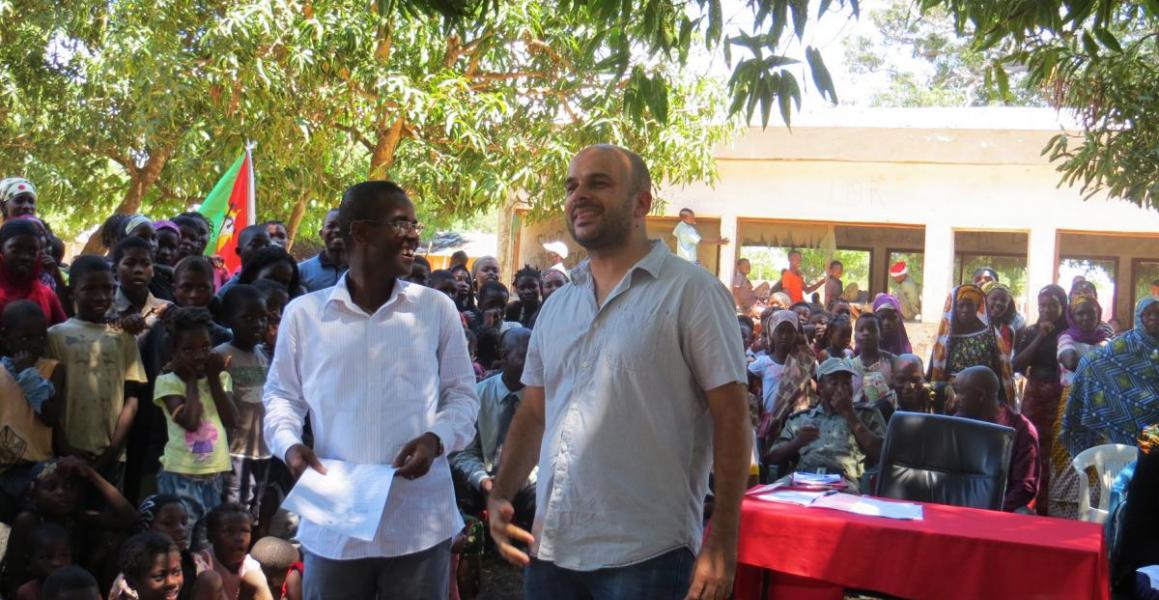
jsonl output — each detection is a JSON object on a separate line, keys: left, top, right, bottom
{"left": 759, "top": 74, "right": 774, "bottom": 128}
{"left": 645, "top": 75, "right": 670, "bottom": 123}
{"left": 706, "top": 0, "right": 722, "bottom": 49}
{"left": 993, "top": 63, "right": 1010, "bottom": 100}
{"left": 778, "top": 73, "right": 800, "bottom": 127}
{"left": 1093, "top": 28, "right": 1122, "bottom": 53}
{"left": 1081, "top": 31, "right": 1100, "bottom": 57}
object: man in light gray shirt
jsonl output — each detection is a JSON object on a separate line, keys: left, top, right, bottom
{"left": 488, "top": 145, "right": 751, "bottom": 600}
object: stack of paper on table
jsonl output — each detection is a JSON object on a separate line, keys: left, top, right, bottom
{"left": 790, "top": 472, "right": 844, "bottom": 487}
{"left": 753, "top": 489, "right": 924, "bottom": 521}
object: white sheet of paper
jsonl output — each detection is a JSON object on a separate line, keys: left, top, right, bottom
{"left": 281, "top": 459, "right": 398, "bottom": 541}
{"left": 811, "top": 493, "right": 924, "bottom": 520}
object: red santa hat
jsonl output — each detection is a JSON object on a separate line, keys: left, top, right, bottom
{"left": 890, "top": 261, "right": 908, "bottom": 277}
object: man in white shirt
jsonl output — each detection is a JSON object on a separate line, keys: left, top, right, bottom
{"left": 672, "top": 208, "right": 728, "bottom": 263}
{"left": 488, "top": 146, "right": 751, "bottom": 600}
{"left": 263, "top": 181, "right": 479, "bottom": 599}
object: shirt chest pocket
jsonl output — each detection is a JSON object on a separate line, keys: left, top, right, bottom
{"left": 597, "top": 306, "right": 677, "bottom": 372}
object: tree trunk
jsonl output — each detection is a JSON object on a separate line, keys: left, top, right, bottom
{"left": 368, "top": 117, "right": 405, "bottom": 180}
{"left": 78, "top": 146, "right": 174, "bottom": 255}
{"left": 285, "top": 193, "right": 309, "bottom": 253}
{"left": 496, "top": 195, "right": 520, "bottom": 283}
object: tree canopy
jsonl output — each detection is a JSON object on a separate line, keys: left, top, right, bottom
{"left": 0, "top": 0, "right": 851, "bottom": 249}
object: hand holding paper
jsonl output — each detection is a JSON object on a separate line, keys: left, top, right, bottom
{"left": 281, "top": 459, "right": 398, "bottom": 541}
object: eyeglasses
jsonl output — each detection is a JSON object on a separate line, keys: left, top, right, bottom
{"left": 354, "top": 220, "right": 425, "bottom": 235}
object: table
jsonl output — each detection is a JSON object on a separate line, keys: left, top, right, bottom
{"left": 734, "top": 493, "right": 1110, "bottom": 600}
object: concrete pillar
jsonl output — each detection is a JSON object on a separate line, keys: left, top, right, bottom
{"left": 1026, "top": 225, "right": 1058, "bottom": 322}
{"left": 922, "top": 223, "right": 954, "bottom": 324}
{"left": 718, "top": 214, "right": 739, "bottom": 287}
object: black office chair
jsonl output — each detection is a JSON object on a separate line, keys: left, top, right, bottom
{"left": 874, "top": 412, "right": 1014, "bottom": 510}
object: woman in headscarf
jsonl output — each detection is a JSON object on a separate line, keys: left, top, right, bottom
{"left": 984, "top": 282, "right": 1025, "bottom": 356}
{"left": 754, "top": 309, "right": 818, "bottom": 465}
{"left": 1063, "top": 297, "right": 1159, "bottom": 456}
{"left": 929, "top": 284, "right": 1014, "bottom": 412}
{"left": 0, "top": 177, "right": 37, "bottom": 220}
{"left": 1045, "top": 292, "right": 1113, "bottom": 518}
{"left": 0, "top": 220, "right": 66, "bottom": 324}
{"left": 867, "top": 294, "right": 911, "bottom": 355}
{"left": 1010, "top": 285, "right": 1068, "bottom": 515}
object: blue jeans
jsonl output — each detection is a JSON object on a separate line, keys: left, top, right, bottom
{"left": 524, "top": 547, "right": 695, "bottom": 600}
{"left": 157, "top": 471, "right": 224, "bottom": 524}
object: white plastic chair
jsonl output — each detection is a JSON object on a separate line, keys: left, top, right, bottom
{"left": 1071, "top": 443, "right": 1138, "bottom": 524}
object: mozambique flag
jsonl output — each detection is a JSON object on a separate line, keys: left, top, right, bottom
{"left": 199, "top": 148, "right": 256, "bottom": 274}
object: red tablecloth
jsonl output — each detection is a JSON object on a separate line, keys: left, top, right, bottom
{"left": 735, "top": 494, "right": 1110, "bottom": 600}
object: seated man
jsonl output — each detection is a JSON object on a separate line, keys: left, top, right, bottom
{"left": 881, "top": 353, "right": 933, "bottom": 423}
{"left": 768, "top": 357, "right": 886, "bottom": 493}
{"left": 954, "top": 365, "right": 1040, "bottom": 513}
{"left": 450, "top": 327, "right": 536, "bottom": 528}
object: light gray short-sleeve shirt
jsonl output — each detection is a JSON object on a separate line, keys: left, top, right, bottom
{"left": 522, "top": 240, "right": 747, "bottom": 571}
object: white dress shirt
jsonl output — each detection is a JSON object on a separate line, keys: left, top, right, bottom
{"left": 523, "top": 241, "right": 747, "bottom": 570}
{"left": 263, "top": 275, "right": 479, "bottom": 560}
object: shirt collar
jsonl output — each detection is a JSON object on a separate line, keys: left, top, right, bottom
{"left": 316, "top": 251, "right": 343, "bottom": 269}
{"left": 570, "top": 240, "right": 670, "bottom": 287}
{"left": 325, "top": 273, "right": 412, "bottom": 317}
{"left": 113, "top": 288, "right": 163, "bottom": 314}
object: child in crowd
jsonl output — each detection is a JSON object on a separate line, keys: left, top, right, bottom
{"left": 451, "top": 265, "right": 474, "bottom": 312}
{"left": 3, "top": 458, "right": 137, "bottom": 598}
{"left": 251, "top": 280, "right": 288, "bottom": 361}
{"left": 205, "top": 503, "right": 271, "bottom": 600}
{"left": 0, "top": 219, "right": 67, "bottom": 324}
{"left": 237, "top": 247, "right": 301, "bottom": 299}
{"left": 110, "top": 236, "right": 172, "bottom": 341}
{"left": 48, "top": 256, "right": 147, "bottom": 487}
{"left": 41, "top": 566, "right": 101, "bottom": 600}
{"left": 112, "top": 495, "right": 214, "bottom": 600}
{"left": 0, "top": 301, "right": 63, "bottom": 521}
{"left": 136, "top": 256, "right": 233, "bottom": 501}
{"left": 153, "top": 221, "right": 182, "bottom": 268}
{"left": 114, "top": 532, "right": 184, "bottom": 600}
{"left": 471, "top": 280, "right": 520, "bottom": 369}
{"left": 851, "top": 312, "right": 897, "bottom": 407}
{"left": 14, "top": 522, "right": 72, "bottom": 600}
{"left": 464, "top": 328, "right": 485, "bottom": 381}
{"left": 407, "top": 255, "right": 431, "bottom": 286}
{"left": 817, "top": 314, "right": 854, "bottom": 362}
{"left": 249, "top": 537, "right": 301, "bottom": 600}
{"left": 216, "top": 285, "right": 271, "bottom": 518}
{"left": 429, "top": 269, "right": 459, "bottom": 302}
{"left": 506, "top": 265, "right": 542, "bottom": 327}
{"left": 154, "top": 307, "right": 237, "bottom": 523}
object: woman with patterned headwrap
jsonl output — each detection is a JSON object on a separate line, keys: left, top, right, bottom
{"left": 1064, "top": 297, "right": 1159, "bottom": 456}
{"left": 0, "top": 178, "right": 37, "bottom": 220}
{"left": 1011, "top": 285, "right": 1069, "bottom": 515}
{"left": 929, "top": 284, "right": 1015, "bottom": 412}
{"left": 984, "top": 282, "right": 1025, "bottom": 358}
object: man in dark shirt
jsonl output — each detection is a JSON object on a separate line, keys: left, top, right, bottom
{"left": 297, "top": 208, "right": 347, "bottom": 292}
{"left": 954, "top": 365, "right": 1040, "bottom": 513}
{"left": 823, "top": 260, "right": 844, "bottom": 310}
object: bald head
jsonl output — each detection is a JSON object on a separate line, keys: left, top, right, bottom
{"left": 954, "top": 365, "right": 1000, "bottom": 420}
{"left": 574, "top": 144, "right": 651, "bottom": 195}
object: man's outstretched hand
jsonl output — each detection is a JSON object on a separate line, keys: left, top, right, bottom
{"left": 487, "top": 494, "right": 535, "bottom": 567}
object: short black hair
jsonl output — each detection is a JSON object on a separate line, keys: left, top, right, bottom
{"left": 69, "top": 255, "right": 113, "bottom": 287}
{"left": 679, "top": 208, "right": 693, "bottom": 216}
{"left": 100, "top": 214, "right": 131, "bottom": 248}
{"left": 174, "top": 255, "right": 215, "bottom": 281}
{"left": 176, "top": 212, "right": 212, "bottom": 231}
{"left": 29, "top": 521, "right": 69, "bottom": 554}
{"left": 250, "top": 537, "right": 299, "bottom": 570}
{"left": 413, "top": 255, "right": 431, "bottom": 269}
{"left": 429, "top": 269, "right": 455, "bottom": 287}
{"left": 478, "top": 280, "right": 508, "bottom": 300}
{"left": 788, "top": 249, "right": 802, "bottom": 258}
{"left": 165, "top": 306, "right": 213, "bottom": 344}
{"left": 337, "top": 181, "right": 411, "bottom": 242}
{"left": 736, "top": 258, "right": 750, "bottom": 266}
{"left": 252, "top": 278, "right": 289, "bottom": 298}
{"left": 856, "top": 311, "right": 881, "bottom": 330}
{"left": 119, "top": 532, "right": 178, "bottom": 585}
{"left": 171, "top": 214, "right": 203, "bottom": 232}
{"left": 112, "top": 235, "right": 153, "bottom": 266}
{"left": 737, "top": 315, "right": 755, "bottom": 330}
{"left": 42, "top": 565, "right": 99, "bottom": 599}
{"left": 450, "top": 263, "right": 471, "bottom": 277}
{"left": 0, "top": 219, "right": 40, "bottom": 246}
{"left": 450, "top": 250, "right": 469, "bottom": 263}
{"left": 829, "top": 260, "right": 843, "bottom": 269}
{"left": 514, "top": 264, "right": 541, "bottom": 283}
{"left": 972, "top": 267, "right": 999, "bottom": 282}
{"left": 262, "top": 220, "right": 287, "bottom": 229}
{"left": 221, "top": 284, "right": 265, "bottom": 319}
{"left": 206, "top": 502, "right": 251, "bottom": 537}
{"left": 237, "top": 224, "right": 267, "bottom": 249}
{"left": 2, "top": 299, "right": 46, "bottom": 330}
{"left": 238, "top": 246, "right": 300, "bottom": 295}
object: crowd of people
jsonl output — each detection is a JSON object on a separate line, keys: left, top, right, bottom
{"left": 0, "top": 140, "right": 1157, "bottom": 599}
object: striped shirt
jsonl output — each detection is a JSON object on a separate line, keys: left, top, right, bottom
{"left": 263, "top": 275, "right": 479, "bottom": 560}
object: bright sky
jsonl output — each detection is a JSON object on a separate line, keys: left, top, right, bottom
{"left": 688, "top": 0, "right": 915, "bottom": 111}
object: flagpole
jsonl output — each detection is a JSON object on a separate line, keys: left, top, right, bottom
{"left": 245, "top": 141, "right": 256, "bottom": 228}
